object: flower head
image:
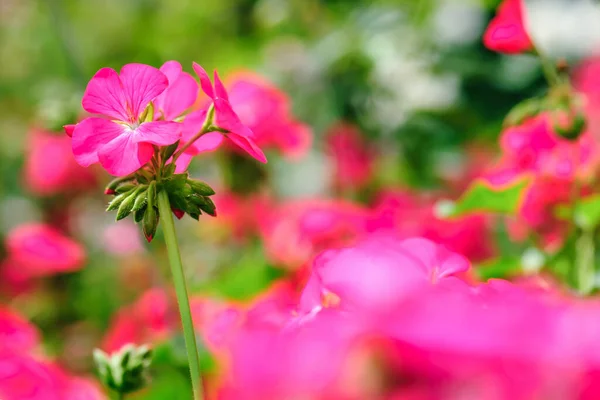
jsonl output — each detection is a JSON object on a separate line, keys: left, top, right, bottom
{"left": 71, "top": 63, "right": 181, "bottom": 176}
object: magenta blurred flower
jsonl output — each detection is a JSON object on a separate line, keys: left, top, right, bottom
{"left": 71, "top": 63, "right": 181, "bottom": 176}
{"left": 0, "top": 306, "right": 39, "bottom": 354}
{"left": 187, "top": 63, "right": 267, "bottom": 163}
{"left": 4, "top": 224, "right": 85, "bottom": 278}
{"left": 102, "top": 221, "right": 143, "bottom": 256}
{"left": 102, "top": 289, "right": 174, "bottom": 352}
{"left": 24, "top": 128, "right": 96, "bottom": 196}
{"left": 325, "top": 122, "right": 375, "bottom": 191}
{"left": 483, "top": 0, "right": 533, "bottom": 54}
{"left": 225, "top": 71, "right": 312, "bottom": 159}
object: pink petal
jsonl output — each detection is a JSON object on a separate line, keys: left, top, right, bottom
{"left": 174, "top": 152, "right": 194, "bottom": 173}
{"left": 63, "top": 124, "right": 75, "bottom": 137}
{"left": 181, "top": 109, "right": 209, "bottom": 142}
{"left": 98, "top": 134, "right": 154, "bottom": 176}
{"left": 213, "top": 70, "right": 229, "bottom": 101}
{"left": 71, "top": 118, "right": 125, "bottom": 167}
{"left": 159, "top": 60, "right": 183, "bottom": 85}
{"left": 134, "top": 121, "right": 181, "bottom": 146}
{"left": 190, "top": 131, "right": 224, "bottom": 154}
{"left": 119, "top": 63, "right": 168, "bottom": 120}
{"left": 81, "top": 68, "right": 129, "bottom": 121}
{"left": 192, "top": 62, "right": 215, "bottom": 99}
{"left": 227, "top": 133, "right": 267, "bottom": 163}
{"left": 157, "top": 72, "right": 198, "bottom": 120}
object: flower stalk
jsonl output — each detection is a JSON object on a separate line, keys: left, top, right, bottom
{"left": 157, "top": 189, "right": 204, "bottom": 399}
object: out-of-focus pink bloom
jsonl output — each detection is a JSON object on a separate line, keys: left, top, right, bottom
{"left": 225, "top": 71, "right": 312, "bottom": 159}
{"left": 369, "top": 190, "right": 495, "bottom": 261}
{"left": 574, "top": 56, "right": 600, "bottom": 140}
{"left": 4, "top": 224, "right": 85, "bottom": 278}
{"left": 102, "top": 289, "right": 174, "bottom": 352}
{"left": 153, "top": 61, "right": 198, "bottom": 121}
{"left": 325, "top": 122, "right": 374, "bottom": 191}
{"left": 298, "top": 235, "right": 470, "bottom": 318}
{"left": 71, "top": 63, "right": 181, "bottom": 176}
{"left": 102, "top": 221, "right": 143, "bottom": 256}
{"left": 0, "top": 307, "right": 39, "bottom": 354}
{"left": 0, "top": 350, "right": 105, "bottom": 400}
{"left": 258, "top": 199, "right": 370, "bottom": 268}
{"left": 188, "top": 63, "right": 267, "bottom": 163}
{"left": 483, "top": 0, "right": 533, "bottom": 54}
{"left": 24, "top": 128, "right": 96, "bottom": 196}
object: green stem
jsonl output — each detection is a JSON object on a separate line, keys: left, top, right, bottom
{"left": 536, "top": 49, "right": 561, "bottom": 87}
{"left": 157, "top": 190, "right": 204, "bottom": 400}
{"left": 576, "top": 229, "right": 595, "bottom": 295}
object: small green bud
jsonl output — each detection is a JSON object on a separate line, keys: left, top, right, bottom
{"left": 189, "top": 195, "right": 216, "bottom": 217}
{"left": 116, "top": 188, "right": 140, "bottom": 221}
{"left": 147, "top": 182, "right": 157, "bottom": 210}
{"left": 132, "top": 188, "right": 148, "bottom": 212}
{"left": 188, "top": 179, "right": 216, "bottom": 196}
{"left": 115, "top": 183, "right": 137, "bottom": 194}
{"left": 106, "top": 188, "right": 136, "bottom": 211}
{"left": 134, "top": 204, "right": 147, "bottom": 223}
{"left": 93, "top": 344, "right": 153, "bottom": 395}
{"left": 143, "top": 206, "right": 159, "bottom": 242}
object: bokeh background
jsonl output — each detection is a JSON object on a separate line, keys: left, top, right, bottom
{"left": 2, "top": 0, "right": 600, "bottom": 398}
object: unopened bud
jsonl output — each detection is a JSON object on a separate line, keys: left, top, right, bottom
{"left": 188, "top": 179, "right": 216, "bottom": 196}
{"left": 143, "top": 206, "right": 159, "bottom": 242}
{"left": 93, "top": 344, "right": 153, "bottom": 395}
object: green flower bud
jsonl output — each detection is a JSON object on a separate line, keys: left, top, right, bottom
{"left": 188, "top": 179, "right": 216, "bottom": 196}
{"left": 93, "top": 344, "right": 153, "bottom": 395}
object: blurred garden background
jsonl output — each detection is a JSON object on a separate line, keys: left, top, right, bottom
{"left": 3, "top": 0, "right": 600, "bottom": 399}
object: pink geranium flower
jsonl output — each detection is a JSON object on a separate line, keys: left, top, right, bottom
{"left": 0, "top": 306, "right": 40, "bottom": 354}
{"left": 188, "top": 63, "right": 267, "bottom": 163}
{"left": 483, "top": 0, "right": 533, "bottom": 54}
{"left": 5, "top": 224, "right": 85, "bottom": 278}
{"left": 71, "top": 63, "right": 181, "bottom": 176}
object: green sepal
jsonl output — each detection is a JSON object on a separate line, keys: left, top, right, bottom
{"left": 134, "top": 204, "right": 147, "bottom": 223}
{"left": 115, "top": 183, "right": 137, "bottom": 194}
{"left": 132, "top": 187, "right": 148, "bottom": 212}
{"left": 139, "top": 102, "right": 154, "bottom": 123}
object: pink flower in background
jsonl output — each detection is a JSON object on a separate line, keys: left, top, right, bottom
{"left": 71, "top": 63, "right": 181, "bottom": 176}
{"left": 153, "top": 61, "right": 198, "bottom": 121}
{"left": 298, "top": 235, "right": 470, "bottom": 317}
{"left": 483, "top": 0, "right": 533, "bottom": 54}
{"left": 258, "top": 199, "right": 370, "bottom": 268}
{"left": 102, "top": 289, "right": 174, "bottom": 352}
{"left": 5, "top": 224, "right": 85, "bottom": 278}
{"left": 102, "top": 221, "right": 143, "bottom": 256}
{"left": 0, "top": 307, "right": 39, "bottom": 354}
{"left": 189, "top": 63, "right": 267, "bottom": 163}
{"left": 325, "top": 122, "right": 374, "bottom": 191}
{"left": 24, "top": 128, "right": 96, "bottom": 196}
{"left": 369, "top": 190, "right": 495, "bottom": 262}
{"left": 225, "top": 71, "right": 312, "bottom": 159}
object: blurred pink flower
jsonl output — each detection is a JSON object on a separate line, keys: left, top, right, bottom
{"left": 102, "top": 221, "right": 143, "bottom": 256}
{"left": 369, "top": 190, "right": 495, "bottom": 261}
{"left": 187, "top": 63, "right": 267, "bottom": 163}
{"left": 298, "top": 235, "right": 470, "bottom": 318}
{"left": 24, "top": 128, "right": 96, "bottom": 196}
{"left": 0, "top": 306, "right": 39, "bottom": 354}
{"left": 102, "top": 288, "right": 174, "bottom": 352}
{"left": 483, "top": 0, "right": 533, "bottom": 54}
{"left": 258, "top": 199, "right": 370, "bottom": 268}
{"left": 325, "top": 122, "right": 374, "bottom": 191}
{"left": 71, "top": 63, "right": 181, "bottom": 176}
{"left": 4, "top": 224, "right": 85, "bottom": 279}
{"left": 225, "top": 71, "right": 312, "bottom": 159}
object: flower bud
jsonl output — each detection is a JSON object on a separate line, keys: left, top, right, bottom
{"left": 116, "top": 188, "right": 140, "bottom": 221}
{"left": 93, "top": 344, "right": 153, "bottom": 395}
{"left": 188, "top": 179, "right": 216, "bottom": 196}
{"left": 551, "top": 108, "right": 587, "bottom": 141}
{"left": 143, "top": 206, "right": 159, "bottom": 242}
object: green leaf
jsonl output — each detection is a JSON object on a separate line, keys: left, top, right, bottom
{"left": 439, "top": 177, "right": 530, "bottom": 219}
{"left": 476, "top": 257, "right": 522, "bottom": 280}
